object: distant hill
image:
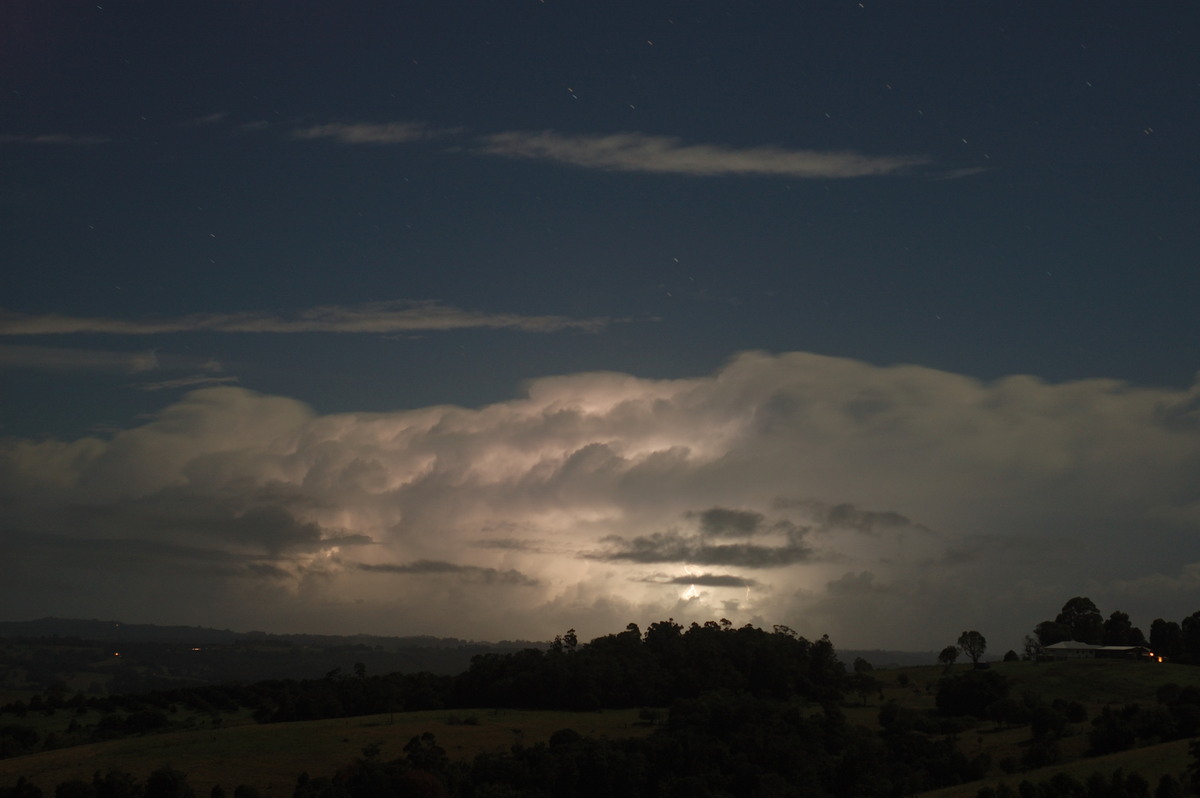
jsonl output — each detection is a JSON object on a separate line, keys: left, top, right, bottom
{"left": 840, "top": 648, "right": 947, "bottom": 668}
{"left": 0, "top": 617, "right": 533, "bottom": 650}
{"left": 0, "top": 617, "right": 541, "bottom": 692}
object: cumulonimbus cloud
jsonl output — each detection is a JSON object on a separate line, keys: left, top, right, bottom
{"left": 476, "top": 130, "right": 929, "bottom": 178}
{"left": 2, "top": 351, "right": 1198, "bottom": 648}
{"left": 0, "top": 300, "right": 613, "bottom": 336}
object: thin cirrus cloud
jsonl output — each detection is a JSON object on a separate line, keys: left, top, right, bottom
{"left": 291, "top": 122, "right": 435, "bottom": 144}
{"left": 0, "top": 133, "right": 111, "bottom": 145}
{"left": 0, "top": 301, "right": 613, "bottom": 336}
{"left": 289, "top": 120, "right": 929, "bottom": 179}
{"left": 135, "top": 375, "right": 241, "bottom": 392}
{"left": 475, "top": 130, "right": 930, "bottom": 178}
{"left": 0, "top": 344, "right": 159, "bottom": 373}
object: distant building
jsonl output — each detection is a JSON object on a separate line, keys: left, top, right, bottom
{"left": 1042, "top": 640, "right": 1156, "bottom": 661}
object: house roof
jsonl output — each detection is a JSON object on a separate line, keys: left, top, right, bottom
{"left": 1043, "top": 640, "right": 1149, "bottom": 652}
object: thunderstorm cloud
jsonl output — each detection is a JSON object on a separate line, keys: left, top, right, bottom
{"left": 2, "top": 351, "right": 1199, "bottom": 649}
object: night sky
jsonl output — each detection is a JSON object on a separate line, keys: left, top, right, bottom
{"left": 2, "top": 1, "right": 1199, "bottom": 651}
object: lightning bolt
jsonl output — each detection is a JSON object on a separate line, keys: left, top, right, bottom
{"left": 681, "top": 564, "right": 699, "bottom": 600}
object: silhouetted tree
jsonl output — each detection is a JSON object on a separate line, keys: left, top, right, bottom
{"left": 958, "top": 631, "right": 987, "bottom": 666}
{"left": 1034, "top": 620, "right": 1070, "bottom": 647}
{"left": 145, "top": 767, "right": 194, "bottom": 798}
{"left": 938, "top": 646, "right": 959, "bottom": 669}
{"left": 1151, "top": 618, "right": 1182, "bottom": 660}
{"left": 1182, "top": 611, "right": 1200, "bottom": 663}
{"left": 1103, "top": 611, "right": 1146, "bottom": 646}
{"left": 1054, "top": 596, "right": 1104, "bottom": 644}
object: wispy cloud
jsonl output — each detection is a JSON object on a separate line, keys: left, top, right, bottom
{"left": 292, "top": 122, "right": 434, "bottom": 144}
{"left": 0, "top": 344, "right": 158, "bottom": 373}
{"left": 181, "top": 111, "right": 229, "bottom": 127}
{"left": 0, "top": 301, "right": 614, "bottom": 336}
{"left": 135, "top": 374, "right": 240, "bottom": 392}
{"left": 476, "top": 130, "right": 929, "bottom": 178}
{"left": 289, "top": 119, "right": 929, "bottom": 179}
{"left": 0, "top": 133, "right": 110, "bottom": 145}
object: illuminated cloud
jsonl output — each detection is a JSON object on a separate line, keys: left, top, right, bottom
{"left": 476, "top": 130, "right": 929, "bottom": 178}
{"left": 0, "top": 300, "right": 613, "bottom": 336}
{"left": 1, "top": 352, "right": 1198, "bottom": 648}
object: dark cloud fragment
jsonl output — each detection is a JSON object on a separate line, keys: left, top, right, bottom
{"left": 589, "top": 530, "right": 810, "bottom": 568}
{"left": 775, "top": 498, "right": 928, "bottom": 537}
{"left": 691, "top": 507, "right": 764, "bottom": 537}
{"left": 353, "top": 559, "right": 539, "bottom": 586}
{"left": 245, "top": 563, "right": 293, "bottom": 579}
{"left": 674, "top": 573, "right": 759, "bottom": 588}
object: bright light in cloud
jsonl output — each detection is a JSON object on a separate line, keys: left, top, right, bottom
{"left": 1, "top": 351, "right": 1198, "bottom": 648}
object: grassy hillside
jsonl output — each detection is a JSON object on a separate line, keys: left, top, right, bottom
{"left": 896, "top": 660, "right": 1200, "bottom": 797}
{"left": 3, "top": 658, "right": 1199, "bottom": 797}
{"left": 919, "top": 738, "right": 1195, "bottom": 798}
{"left": 0, "top": 708, "right": 652, "bottom": 796}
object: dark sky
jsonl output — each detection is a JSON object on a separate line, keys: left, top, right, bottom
{"left": 2, "top": 1, "right": 1198, "bottom": 650}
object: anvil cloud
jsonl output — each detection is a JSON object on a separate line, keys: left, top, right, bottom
{"left": 3, "top": 351, "right": 1197, "bottom": 650}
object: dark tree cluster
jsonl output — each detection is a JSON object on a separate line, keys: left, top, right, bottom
{"left": 1033, "top": 597, "right": 1134, "bottom": 648}
{"left": 0, "top": 619, "right": 1005, "bottom": 797}
{"left": 1030, "top": 597, "right": 1200, "bottom": 664}
{"left": 453, "top": 620, "right": 846, "bottom": 711}
{"left": 1149, "top": 611, "right": 1200, "bottom": 663}
{"left": 977, "top": 769, "right": 1181, "bottom": 798}
{"left": 1085, "top": 683, "right": 1200, "bottom": 756}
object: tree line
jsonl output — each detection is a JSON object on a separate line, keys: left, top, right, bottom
{"left": 1028, "top": 597, "right": 1200, "bottom": 662}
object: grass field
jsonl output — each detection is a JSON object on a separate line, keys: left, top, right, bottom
{"left": 919, "top": 737, "right": 1195, "bottom": 798}
{"left": 899, "top": 660, "right": 1200, "bottom": 797}
{"left": 4, "top": 659, "right": 1199, "bottom": 796}
{"left": 0, "top": 707, "right": 653, "bottom": 796}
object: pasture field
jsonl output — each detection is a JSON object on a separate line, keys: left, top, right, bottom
{"left": 0, "top": 707, "right": 653, "bottom": 796}
{"left": 919, "top": 737, "right": 1195, "bottom": 798}
{"left": 4, "top": 658, "right": 1200, "bottom": 797}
